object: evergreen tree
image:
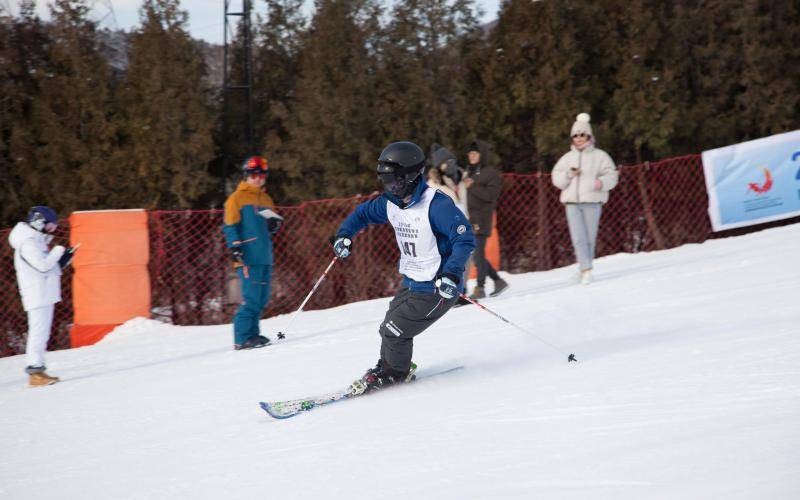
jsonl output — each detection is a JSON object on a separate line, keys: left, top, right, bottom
{"left": 7, "top": 0, "right": 115, "bottom": 217}
{"left": 454, "top": 4, "right": 490, "bottom": 153}
{"left": 530, "top": 1, "right": 618, "bottom": 165}
{"left": 669, "top": 0, "right": 745, "bottom": 152}
{"left": 256, "top": 0, "right": 305, "bottom": 152}
{"left": 483, "top": 0, "right": 594, "bottom": 171}
{"left": 610, "top": 0, "right": 682, "bottom": 163}
{"left": 220, "top": 0, "right": 305, "bottom": 201}
{"left": 117, "top": 0, "right": 215, "bottom": 209}
{"left": 374, "top": 0, "right": 482, "bottom": 158}
{"left": 733, "top": 0, "right": 800, "bottom": 140}
{"left": 0, "top": 8, "right": 33, "bottom": 225}
{"left": 373, "top": 0, "right": 431, "bottom": 147}
{"left": 280, "top": 0, "right": 383, "bottom": 201}
{"left": 253, "top": 0, "right": 306, "bottom": 203}
{"left": 480, "top": 0, "right": 536, "bottom": 171}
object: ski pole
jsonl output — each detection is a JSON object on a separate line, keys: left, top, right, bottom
{"left": 459, "top": 293, "right": 577, "bottom": 363}
{"left": 277, "top": 256, "right": 338, "bottom": 340}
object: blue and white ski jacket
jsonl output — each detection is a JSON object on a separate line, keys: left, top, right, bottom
{"left": 337, "top": 181, "right": 476, "bottom": 294}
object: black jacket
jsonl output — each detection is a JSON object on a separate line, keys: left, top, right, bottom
{"left": 466, "top": 162, "right": 502, "bottom": 236}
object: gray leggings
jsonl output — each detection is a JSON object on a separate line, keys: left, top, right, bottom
{"left": 565, "top": 203, "right": 602, "bottom": 271}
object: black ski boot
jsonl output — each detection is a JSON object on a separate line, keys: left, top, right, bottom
{"left": 349, "top": 360, "right": 417, "bottom": 395}
{"left": 234, "top": 335, "right": 271, "bottom": 350}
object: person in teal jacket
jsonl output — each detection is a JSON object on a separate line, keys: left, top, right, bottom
{"left": 222, "top": 156, "right": 284, "bottom": 350}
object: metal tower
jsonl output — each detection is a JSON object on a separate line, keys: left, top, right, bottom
{"left": 223, "top": 0, "right": 255, "bottom": 189}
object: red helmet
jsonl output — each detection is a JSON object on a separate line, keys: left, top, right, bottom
{"left": 242, "top": 156, "right": 268, "bottom": 176}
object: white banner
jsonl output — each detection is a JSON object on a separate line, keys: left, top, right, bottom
{"left": 702, "top": 130, "right": 800, "bottom": 231}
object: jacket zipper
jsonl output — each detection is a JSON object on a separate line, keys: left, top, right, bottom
{"left": 575, "top": 150, "right": 583, "bottom": 203}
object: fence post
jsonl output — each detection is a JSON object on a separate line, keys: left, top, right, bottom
{"left": 536, "top": 173, "right": 551, "bottom": 271}
{"left": 636, "top": 162, "right": 667, "bottom": 250}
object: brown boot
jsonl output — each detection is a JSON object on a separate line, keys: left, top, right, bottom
{"left": 29, "top": 372, "right": 59, "bottom": 387}
{"left": 469, "top": 286, "right": 486, "bottom": 300}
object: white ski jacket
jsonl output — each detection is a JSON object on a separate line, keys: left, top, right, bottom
{"left": 8, "top": 222, "right": 65, "bottom": 311}
{"left": 552, "top": 144, "right": 618, "bottom": 204}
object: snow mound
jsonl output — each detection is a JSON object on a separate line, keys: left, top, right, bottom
{"left": 98, "top": 316, "right": 170, "bottom": 344}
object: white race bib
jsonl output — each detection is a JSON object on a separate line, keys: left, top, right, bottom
{"left": 386, "top": 187, "right": 441, "bottom": 282}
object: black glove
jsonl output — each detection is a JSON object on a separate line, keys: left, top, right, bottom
{"left": 332, "top": 236, "right": 352, "bottom": 258}
{"left": 435, "top": 273, "right": 459, "bottom": 299}
{"left": 230, "top": 247, "right": 244, "bottom": 265}
{"left": 58, "top": 246, "right": 77, "bottom": 270}
{"left": 267, "top": 217, "right": 282, "bottom": 235}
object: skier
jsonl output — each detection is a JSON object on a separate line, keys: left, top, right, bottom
{"left": 8, "top": 206, "right": 77, "bottom": 386}
{"left": 332, "top": 141, "right": 475, "bottom": 395}
{"left": 223, "top": 155, "right": 284, "bottom": 350}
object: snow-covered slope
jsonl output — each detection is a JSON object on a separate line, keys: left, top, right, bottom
{"left": 1, "top": 226, "right": 799, "bottom": 499}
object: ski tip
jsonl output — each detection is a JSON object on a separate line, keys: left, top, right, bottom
{"left": 567, "top": 353, "right": 577, "bottom": 363}
{"left": 259, "top": 402, "right": 294, "bottom": 420}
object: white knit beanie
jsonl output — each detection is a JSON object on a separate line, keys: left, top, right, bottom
{"left": 570, "top": 113, "right": 593, "bottom": 137}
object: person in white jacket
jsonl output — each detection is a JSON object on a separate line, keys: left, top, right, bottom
{"left": 428, "top": 143, "right": 468, "bottom": 216}
{"left": 8, "top": 206, "right": 76, "bottom": 386}
{"left": 551, "top": 113, "right": 618, "bottom": 284}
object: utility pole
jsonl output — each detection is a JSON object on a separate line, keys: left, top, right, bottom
{"left": 222, "top": 0, "right": 255, "bottom": 195}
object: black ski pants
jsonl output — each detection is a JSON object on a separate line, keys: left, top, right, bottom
{"left": 378, "top": 287, "right": 456, "bottom": 375}
{"left": 474, "top": 234, "right": 499, "bottom": 287}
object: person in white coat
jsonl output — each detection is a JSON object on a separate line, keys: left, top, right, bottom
{"left": 551, "top": 113, "right": 618, "bottom": 284}
{"left": 428, "top": 143, "right": 468, "bottom": 215}
{"left": 8, "top": 206, "right": 77, "bottom": 386}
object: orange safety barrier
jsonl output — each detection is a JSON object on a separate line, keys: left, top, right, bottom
{"left": 69, "top": 210, "right": 150, "bottom": 347}
{"left": 469, "top": 213, "right": 501, "bottom": 280}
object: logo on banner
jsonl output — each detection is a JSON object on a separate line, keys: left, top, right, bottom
{"left": 794, "top": 151, "right": 800, "bottom": 180}
{"left": 702, "top": 130, "right": 800, "bottom": 231}
{"left": 746, "top": 167, "right": 773, "bottom": 195}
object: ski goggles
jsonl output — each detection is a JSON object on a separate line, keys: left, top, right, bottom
{"left": 244, "top": 156, "right": 269, "bottom": 176}
{"left": 377, "top": 163, "right": 421, "bottom": 197}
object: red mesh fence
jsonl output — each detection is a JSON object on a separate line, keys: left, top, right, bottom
{"left": 2, "top": 153, "right": 798, "bottom": 358}
{"left": 147, "top": 195, "right": 400, "bottom": 326}
{"left": 497, "top": 154, "right": 716, "bottom": 272}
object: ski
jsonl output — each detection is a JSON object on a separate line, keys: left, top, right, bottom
{"left": 259, "top": 365, "right": 464, "bottom": 419}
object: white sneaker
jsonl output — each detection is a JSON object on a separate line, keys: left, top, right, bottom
{"left": 580, "top": 269, "right": 593, "bottom": 285}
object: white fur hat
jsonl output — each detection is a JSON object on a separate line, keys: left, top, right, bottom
{"left": 570, "top": 113, "right": 593, "bottom": 137}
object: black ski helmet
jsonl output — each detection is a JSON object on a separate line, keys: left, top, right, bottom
{"left": 376, "top": 141, "right": 426, "bottom": 198}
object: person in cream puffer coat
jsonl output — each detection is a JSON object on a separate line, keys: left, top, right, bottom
{"left": 552, "top": 113, "right": 618, "bottom": 284}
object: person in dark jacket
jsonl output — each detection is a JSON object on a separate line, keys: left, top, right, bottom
{"left": 463, "top": 141, "right": 508, "bottom": 299}
{"left": 222, "top": 156, "right": 284, "bottom": 350}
